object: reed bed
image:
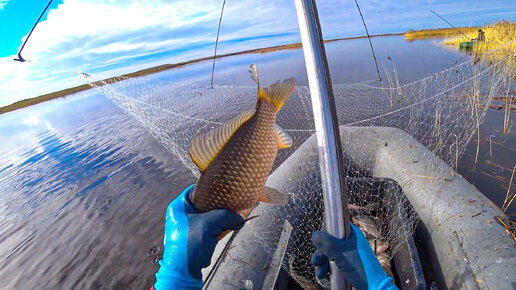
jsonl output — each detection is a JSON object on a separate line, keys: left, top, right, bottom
{"left": 443, "top": 21, "right": 516, "bottom": 138}
{"left": 442, "top": 21, "right": 516, "bottom": 49}
{"left": 502, "top": 164, "right": 516, "bottom": 213}
{"left": 405, "top": 21, "right": 516, "bottom": 66}
{"left": 405, "top": 27, "right": 480, "bottom": 40}
{"left": 443, "top": 20, "right": 516, "bottom": 72}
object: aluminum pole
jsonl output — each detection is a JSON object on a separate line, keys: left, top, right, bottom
{"left": 294, "top": 0, "right": 350, "bottom": 289}
{"left": 15, "top": 0, "right": 53, "bottom": 62}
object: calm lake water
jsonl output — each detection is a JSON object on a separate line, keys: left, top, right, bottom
{"left": 0, "top": 35, "right": 514, "bottom": 289}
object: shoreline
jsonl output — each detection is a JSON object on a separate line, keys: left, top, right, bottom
{"left": 1, "top": 32, "right": 404, "bottom": 114}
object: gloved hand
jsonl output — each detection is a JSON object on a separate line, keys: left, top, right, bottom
{"left": 311, "top": 223, "right": 397, "bottom": 290}
{"left": 154, "top": 184, "right": 245, "bottom": 290}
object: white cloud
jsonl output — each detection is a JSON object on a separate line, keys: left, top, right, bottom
{"left": 0, "top": 0, "right": 515, "bottom": 106}
{"left": 0, "top": 0, "right": 302, "bottom": 105}
{"left": 0, "top": 0, "right": 8, "bottom": 10}
{"left": 21, "top": 1, "right": 216, "bottom": 59}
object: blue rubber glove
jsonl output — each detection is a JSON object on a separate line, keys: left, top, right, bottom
{"left": 311, "top": 223, "right": 397, "bottom": 290}
{"left": 154, "top": 184, "right": 245, "bottom": 290}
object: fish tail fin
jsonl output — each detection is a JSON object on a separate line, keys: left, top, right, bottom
{"left": 249, "top": 64, "right": 295, "bottom": 111}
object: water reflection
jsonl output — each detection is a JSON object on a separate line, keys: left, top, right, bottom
{"left": 150, "top": 35, "right": 468, "bottom": 87}
{"left": 458, "top": 108, "right": 516, "bottom": 215}
{"left": 0, "top": 35, "right": 514, "bottom": 288}
{"left": 0, "top": 92, "right": 194, "bottom": 288}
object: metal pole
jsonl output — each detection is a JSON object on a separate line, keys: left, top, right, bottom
{"left": 353, "top": 0, "right": 381, "bottom": 81}
{"left": 210, "top": 0, "right": 226, "bottom": 89}
{"left": 15, "top": 0, "right": 53, "bottom": 62}
{"left": 294, "top": 0, "right": 350, "bottom": 289}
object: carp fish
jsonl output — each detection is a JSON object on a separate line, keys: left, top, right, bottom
{"left": 189, "top": 65, "right": 296, "bottom": 217}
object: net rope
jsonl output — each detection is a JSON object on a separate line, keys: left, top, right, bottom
{"left": 90, "top": 43, "right": 514, "bottom": 288}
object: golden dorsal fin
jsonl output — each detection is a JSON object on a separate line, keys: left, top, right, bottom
{"left": 190, "top": 109, "right": 255, "bottom": 172}
{"left": 275, "top": 124, "right": 293, "bottom": 149}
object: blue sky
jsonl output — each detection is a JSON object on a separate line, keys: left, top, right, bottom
{"left": 0, "top": 0, "right": 515, "bottom": 106}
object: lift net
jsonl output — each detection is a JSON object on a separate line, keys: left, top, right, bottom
{"left": 90, "top": 45, "right": 514, "bottom": 288}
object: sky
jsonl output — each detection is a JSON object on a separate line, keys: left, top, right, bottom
{"left": 0, "top": 0, "right": 515, "bottom": 106}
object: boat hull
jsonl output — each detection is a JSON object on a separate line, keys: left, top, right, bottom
{"left": 202, "top": 126, "right": 516, "bottom": 289}
{"left": 460, "top": 41, "right": 474, "bottom": 49}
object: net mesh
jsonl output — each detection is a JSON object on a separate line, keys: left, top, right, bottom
{"left": 90, "top": 44, "right": 514, "bottom": 288}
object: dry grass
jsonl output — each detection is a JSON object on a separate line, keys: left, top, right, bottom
{"left": 405, "top": 21, "right": 516, "bottom": 65}
{"left": 443, "top": 21, "right": 516, "bottom": 48}
{"left": 442, "top": 21, "right": 516, "bottom": 135}
{"left": 443, "top": 20, "right": 516, "bottom": 69}
{"left": 502, "top": 164, "right": 516, "bottom": 213}
{"left": 405, "top": 27, "right": 481, "bottom": 40}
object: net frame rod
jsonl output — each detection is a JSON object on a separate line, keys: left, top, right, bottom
{"left": 210, "top": 0, "right": 226, "bottom": 89}
{"left": 15, "top": 0, "right": 54, "bottom": 62}
{"left": 354, "top": 0, "right": 381, "bottom": 81}
{"left": 294, "top": 1, "right": 350, "bottom": 289}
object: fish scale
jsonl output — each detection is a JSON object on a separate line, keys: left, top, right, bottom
{"left": 190, "top": 67, "right": 295, "bottom": 218}
{"left": 193, "top": 101, "right": 277, "bottom": 216}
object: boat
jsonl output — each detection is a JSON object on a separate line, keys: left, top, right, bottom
{"left": 459, "top": 41, "right": 474, "bottom": 49}
{"left": 197, "top": 1, "right": 516, "bottom": 289}
{"left": 89, "top": 0, "right": 515, "bottom": 288}
{"left": 202, "top": 126, "right": 516, "bottom": 289}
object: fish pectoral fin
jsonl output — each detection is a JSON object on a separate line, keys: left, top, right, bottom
{"left": 260, "top": 186, "right": 289, "bottom": 205}
{"left": 190, "top": 109, "right": 256, "bottom": 172}
{"left": 275, "top": 124, "right": 292, "bottom": 149}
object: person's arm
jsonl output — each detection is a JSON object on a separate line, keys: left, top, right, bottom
{"left": 311, "top": 223, "right": 398, "bottom": 290}
{"left": 154, "top": 184, "right": 244, "bottom": 290}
